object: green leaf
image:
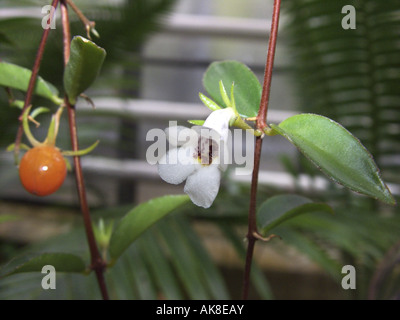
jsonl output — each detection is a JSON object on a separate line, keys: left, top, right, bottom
{"left": 6, "top": 143, "right": 30, "bottom": 152}
{"left": 271, "top": 114, "right": 396, "bottom": 205}
{"left": 0, "top": 62, "right": 61, "bottom": 104}
{"left": 63, "top": 36, "right": 106, "bottom": 105}
{"left": 30, "top": 107, "right": 50, "bottom": 119}
{"left": 203, "top": 60, "right": 261, "bottom": 118}
{"left": 199, "top": 92, "right": 222, "bottom": 112}
{"left": 188, "top": 120, "right": 205, "bottom": 125}
{"left": 257, "top": 194, "right": 333, "bottom": 236}
{"left": 61, "top": 140, "right": 100, "bottom": 156}
{"left": 219, "top": 80, "right": 232, "bottom": 109}
{"left": 109, "top": 195, "right": 190, "bottom": 262}
{"left": 10, "top": 100, "right": 24, "bottom": 109}
{"left": 0, "top": 253, "right": 86, "bottom": 278}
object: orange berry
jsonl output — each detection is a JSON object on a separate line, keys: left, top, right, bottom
{"left": 19, "top": 145, "right": 67, "bottom": 196}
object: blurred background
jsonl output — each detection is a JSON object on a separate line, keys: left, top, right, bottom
{"left": 0, "top": 0, "right": 399, "bottom": 299}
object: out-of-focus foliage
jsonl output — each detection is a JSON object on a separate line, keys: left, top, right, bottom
{"left": 0, "top": 203, "right": 273, "bottom": 300}
{"left": 282, "top": 0, "right": 400, "bottom": 298}
{"left": 283, "top": 0, "right": 400, "bottom": 185}
{"left": 0, "top": 0, "right": 178, "bottom": 146}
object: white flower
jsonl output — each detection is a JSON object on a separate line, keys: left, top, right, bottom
{"left": 158, "top": 108, "right": 236, "bottom": 208}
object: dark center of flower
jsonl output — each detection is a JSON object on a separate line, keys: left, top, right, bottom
{"left": 194, "top": 136, "right": 219, "bottom": 165}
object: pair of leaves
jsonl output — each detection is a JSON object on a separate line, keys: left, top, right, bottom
{"left": 0, "top": 36, "right": 105, "bottom": 106}
{"left": 203, "top": 60, "right": 395, "bottom": 205}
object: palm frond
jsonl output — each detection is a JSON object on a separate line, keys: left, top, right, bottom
{"left": 283, "top": 0, "right": 400, "bottom": 185}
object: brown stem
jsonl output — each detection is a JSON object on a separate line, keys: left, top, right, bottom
{"left": 13, "top": 0, "right": 59, "bottom": 162}
{"left": 60, "top": 0, "right": 109, "bottom": 300}
{"left": 5, "top": 87, "right": 14, "bottom": 105}
{"left": 242, "top": 136, "right": 263, "bottom": 300}
{"left": 242, "top": 0, "right": 281, "bottom": 300}
{"left": 65, "top": 0, "right": 96, "bottom": 39}
{"left": 257, "top": 0, "right": 282, "bottom": 131}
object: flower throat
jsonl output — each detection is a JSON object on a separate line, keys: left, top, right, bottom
{"left": 195, "top": 136, "right": 219, "bottom": 165}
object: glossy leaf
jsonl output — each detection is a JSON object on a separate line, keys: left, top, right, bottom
{"left": 203, "top": 60, "right": 261, "bottom": 118}
{"left": 271, "top": 114, "right": 395, "bottom": 204}
{"left": 258, "top": 194, "right": 333, "bottom": 236}
{"left": 63, "top": 36, "right": 106, "bottom": 105}
{"left": 109, "top": 195, "right": 190, "bottom": 262}
{"left": 0, "top": 62, "right": 61, "bottom": 104}
{"left": 0, "top": 252, "right": 86, "bottom": 278}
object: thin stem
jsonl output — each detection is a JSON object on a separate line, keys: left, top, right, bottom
{"left": 257, "top": 0, "right": 282, "bottom": 131}
{"left": 13, "top": 0, "right": 59, "bottom": 162}
{"left": 4, "top": 87, "right": 14, "bottom": 105}
{"left": 65, "top": 0, "right": 97, "bottom": 39}
{"left": 242, "top": 0, "right": 281, "bottom": 300}
{"left": 60, "top": 0, "right": 109, "bottom": 300}
{"left": 242, "top": 136, "right": 263, "bottom": 300}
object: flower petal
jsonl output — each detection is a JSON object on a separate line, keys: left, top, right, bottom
{"left": 158, "top": 146, "right": 199, "bottom": 184}
{"left": 203, "top": 108, "right": 235, "bottom": 141}
{"left": 165, "top": 126, "right": 198, "bottom": 147}
{"left": 184, "top": 165, "right": 221, "bottom": 208}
